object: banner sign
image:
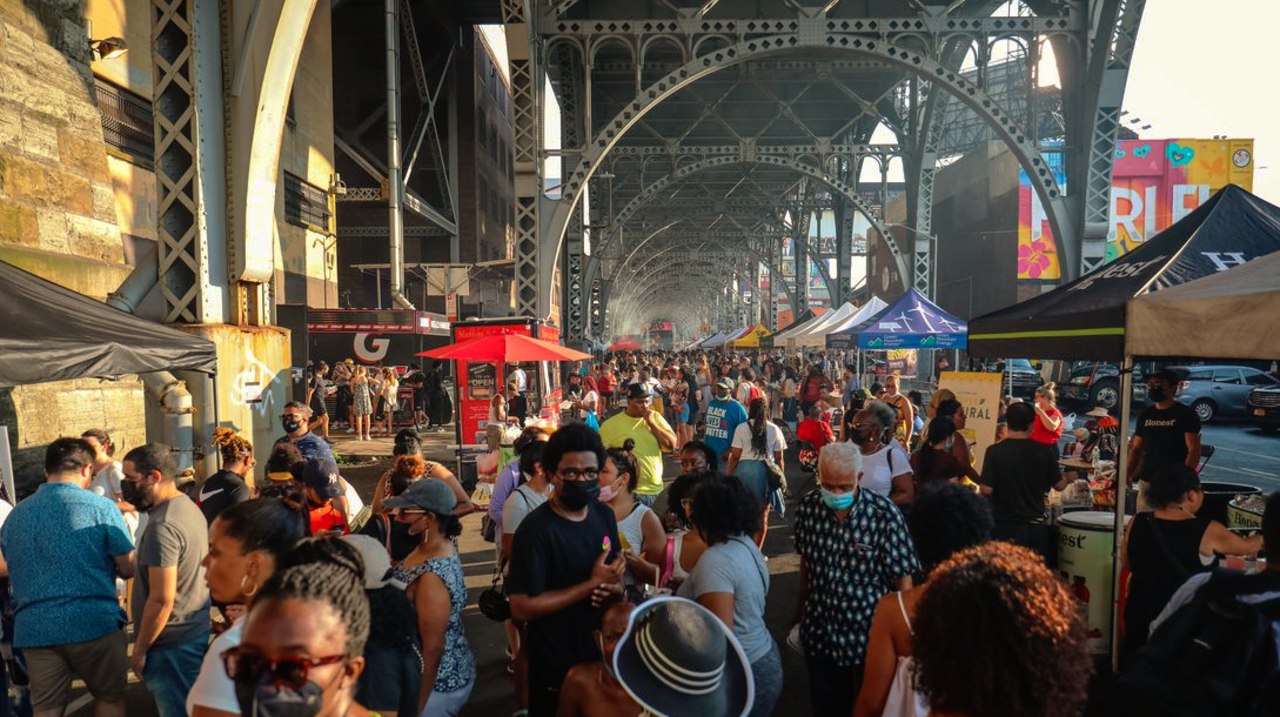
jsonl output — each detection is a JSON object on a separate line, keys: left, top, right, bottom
{"left": 1019, "top": 138, "right": 1255, "bottom": 281}
{"left": 936, "top": 371, "right": 1003, "bottom": 474}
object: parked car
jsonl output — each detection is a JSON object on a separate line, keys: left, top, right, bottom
{"left": 999, "top": 358, "right": 1044, "bottom": 400}
{"left": 1248, "top": 385, "right": 1280, "bottom": 431}
{"left": 1170, "top": 365, "right": 1280, "bottom": 422}
{"left": 1061, "top": 362, "right": 1149, "bottom": 410}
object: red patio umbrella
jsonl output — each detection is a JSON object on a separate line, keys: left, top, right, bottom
{"left": 417, "top": 333, "right": 592, "bottom": 363}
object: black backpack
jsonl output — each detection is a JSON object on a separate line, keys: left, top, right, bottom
{"left": 1109, "top": 569, "right": 1280, "bottom": 717}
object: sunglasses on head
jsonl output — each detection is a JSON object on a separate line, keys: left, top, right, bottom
{"left": 222, "top": 648, "right": 347, "bottom": 689}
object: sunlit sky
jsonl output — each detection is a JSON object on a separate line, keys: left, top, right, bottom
{"left": 1126, "top": 0, "right": 1277, "bottom": 203}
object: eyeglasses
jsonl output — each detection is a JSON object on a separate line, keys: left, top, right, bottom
{"left": 558, "top": 468, "right": 600, "bottom": 481}
{"left": 222, "top": 648, "right": 347, "bottom": 689}
{"left": 680, "top": 498, "right": 694, "bottom": 511}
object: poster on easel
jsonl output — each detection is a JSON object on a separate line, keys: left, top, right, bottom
{"left": 937, "top": 372, "right": 1003, "bottom": 473}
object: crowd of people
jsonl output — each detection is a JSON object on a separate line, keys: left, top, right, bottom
{"left": 0, "top": 348, "right": 1275, "bottom": 717}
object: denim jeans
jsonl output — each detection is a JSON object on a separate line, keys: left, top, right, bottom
{"left": 142, "top": 633, "right": 208, "bottom": 717}
{"left": 422, "top": 678, "right": 474, "bottom": 717}
{"left": 748, "top": 641, "right": 783, "bottom": 717}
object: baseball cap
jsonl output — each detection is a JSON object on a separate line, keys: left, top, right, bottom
{"left": 626, "top": 383, "right": 653, "bottom": 400}
{"left": 383, "top": 478, "right": 457, "bottom": 515}
{"left": 299, "top": 459, "right": 344, "bottom": 498}
{"left": 716, "top": 377, "right": 736, "bottom": 390}
{"left": 341, "top": 534, "right": 404, "bottom": 590}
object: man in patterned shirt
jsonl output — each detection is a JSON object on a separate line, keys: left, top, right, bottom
{"left": 791, "top": 441, "right": 919, "bottom": 716}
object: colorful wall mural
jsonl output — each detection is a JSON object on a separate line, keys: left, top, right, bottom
{"left": 1018, "top": 138, "right": 1255, "bottom": 281}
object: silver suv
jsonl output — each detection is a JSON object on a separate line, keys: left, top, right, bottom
{"left": 1170, "top": 365, "right": 1280, "bottom": 422}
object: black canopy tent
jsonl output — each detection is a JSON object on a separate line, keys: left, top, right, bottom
{"left": 968, "top": 184, "right": 1280, "bottom": 361}
{"left": 0, "top": 259, "right": 218, "bottom": 387}
{"left": 964, "top": 184, "right": 1280, "bottom": 666}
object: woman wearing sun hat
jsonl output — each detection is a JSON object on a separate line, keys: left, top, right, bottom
{"left": 613, "top": 597, "right": 754, "bottom": 717}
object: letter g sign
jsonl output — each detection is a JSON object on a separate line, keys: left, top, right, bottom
{"left": 354, "top": 333, "right": 390, "bottom": 363}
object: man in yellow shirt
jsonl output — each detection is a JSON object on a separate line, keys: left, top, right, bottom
{"left": 598, "top": 383, "right": 677, "bottom": 506}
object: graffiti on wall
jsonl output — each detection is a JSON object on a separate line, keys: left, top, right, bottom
{"left": 1019, "top": 138, "right": 1255, "bottom": 281}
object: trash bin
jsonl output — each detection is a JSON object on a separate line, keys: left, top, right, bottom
{"left": 1058, "top": 511, "right": 1131, "bottom": 654}
{"left": 1200, "top": 482, "right": 1261, "bottom": 526}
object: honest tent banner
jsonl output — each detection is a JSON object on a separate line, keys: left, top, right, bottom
{"left": 825, "top": 289, "right": 967, "bottom": 350}
{"left": 937, "top": 371, "right": 1003, "bottom": 474}
{"left": 1019, "top": 138, "right": 1256, "bottom": 281}
{"left": 1126, "top": 250, "right": 1280, "bottom": 361}
{"left": 970, "top": 184, "right": 1280, "bottom": 360}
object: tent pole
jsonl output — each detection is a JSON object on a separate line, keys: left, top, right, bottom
{"left": 1111, "top": 355, "right": 1135, "bottom": 671}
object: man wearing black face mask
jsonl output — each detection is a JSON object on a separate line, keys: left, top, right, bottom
{"left": 122, "top": 444, "right": 210, "bottom": 717}
{"left": 1129, "top": 368, "right": 1202, "bottom": 500}
{"left": 506, "top": 424, "right": 624, "bottom": 717}
{"left": 275, "top": 401, "right": 335, "bottom": 463}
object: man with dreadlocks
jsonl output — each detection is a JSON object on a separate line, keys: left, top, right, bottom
{"left": 198, "top": 428, "right": 254, "bottom": 524}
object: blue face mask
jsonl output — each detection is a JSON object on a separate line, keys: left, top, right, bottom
{"left": 820, "top": 487, "right": 855, "bottom": 511}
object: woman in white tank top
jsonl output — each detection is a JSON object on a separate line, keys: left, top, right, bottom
{"left": 598, "top": 439, "right": 666, "bottom": 597}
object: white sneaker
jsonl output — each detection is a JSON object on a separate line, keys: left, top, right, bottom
{"left": 345, "top": 427, "right": 355, "bottom": 434}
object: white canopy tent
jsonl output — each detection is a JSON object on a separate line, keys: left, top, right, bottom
{"left": 794, "top": 296, "right": 888, "bottom": 348}
{"left": 785, "top": 302, "right": 856, "bottom": 350}
{"left": 1126, "top": 251, "right": 1280, "bottom": 360}
{"left": 772, "top": 312, "right": 826, "bottom": 341}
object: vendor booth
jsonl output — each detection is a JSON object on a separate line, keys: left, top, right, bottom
{"left": 965, "top": 184, "right": 1280, "bottom": 665}
{"left": 826, "top": 289, "right": 967, "bottom": 351}
{"left": 795, "top": 296, "right": 888, "bottom": 349}
{"left": 731, "top": 324, "right": 772, "bottom": 349}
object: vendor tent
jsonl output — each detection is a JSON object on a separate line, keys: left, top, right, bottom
{"left": 796, "top": 296, "right": 888, "bottom": 348}
{"left": 0, "top": 260, "right": 218, "bottom": 386}
{"left": 789, "top": 302, "right": 856, "bottom": 341}
{"left": 826, "top": 289, "right": 967, "bottom": 350}
{"left": 968, "top": 184, "right": 1280, "bottom": 360}
{"left": 703, "top": 328, "right": 749, "bottom": 349}
{"left": 776, "top": 308, "right": 820, "bottom": 335}
{"left": 731, "top": 324, "right": 771, "bottom": 348}
{"left": 1127, "top": 250, "right": 1280, "bottom": 361}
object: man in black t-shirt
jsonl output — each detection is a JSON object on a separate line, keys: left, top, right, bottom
{"left": 402, "top": 363, "right": 428, "bottom": 429}
{"left": 980, "top": 402, "right": 1071, "bottom": 564}
{"left": 1129, "top": 368, "right": 1202, "bottom": 490}
{"left": 506, "top": 424, "right": 624, "bottom": 717}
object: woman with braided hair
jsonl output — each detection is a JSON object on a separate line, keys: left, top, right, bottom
{"left": 188, "top": 498, "right": 309, "bottom": 716}
{"left": 225, "top": 537, "right": 381, "bottom": 717}
{"left": 725, "top": 397, "right": 786, "bottom": 547}
{"left": 199, "top": 427, "right": 255, "bottom": 524}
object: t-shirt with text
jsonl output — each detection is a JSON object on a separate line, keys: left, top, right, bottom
{"left": 1134, "top": 402, "right": 1201, "bottom": 478}
{"left": 702, "top": 398, "right": 748, "bottom": 463}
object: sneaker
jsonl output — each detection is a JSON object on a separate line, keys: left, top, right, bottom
{"left": 345, "top": 427, "right": 355, "bottom": 434}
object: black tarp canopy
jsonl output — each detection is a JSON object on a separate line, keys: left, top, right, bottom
{"left": 968, "top": 184, "right": 1280, "bottom": 360}
{"left": 0, "top": 260, "right": 218, "bottom": 386}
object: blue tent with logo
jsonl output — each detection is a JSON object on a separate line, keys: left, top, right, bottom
{"left": 826, "top": 288, "right": 967, "bottom": 350}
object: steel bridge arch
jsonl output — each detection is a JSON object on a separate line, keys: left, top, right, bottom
{"left": 586, "top": 154, "right": 904, "bottom": 289}
{"left": 541, "top": 27, "right": 1078, "bottom": 308}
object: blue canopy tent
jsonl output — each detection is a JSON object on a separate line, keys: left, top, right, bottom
{"left": 826, "top": 288, "right": 968, "bottom": 350}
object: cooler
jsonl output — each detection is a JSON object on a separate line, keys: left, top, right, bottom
{"left": 1057, "top": 511, "right": 1129, "bottom": 654}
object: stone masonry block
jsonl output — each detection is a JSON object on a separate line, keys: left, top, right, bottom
{"left": 35, "top": 207, "right": 69, "bottom": 253}
{"left": 67, "top": 214, "right": 120, "bottom": 261}
{"left": 46, "top": 168, "right": 93, "bottom": 217}
{"left": 91, "top": 181, "right": 116, "bottom": 223}
{"left": 0, "top": 102, "right": 19, "bottom": 151}
{"left": 21, "top": 113, "right": 59, "bottom": 161}
{"left": 0, "top": 196, "right": 37, "bottom": 246}
{"left": 56, "top": 128, "right": 109, "bottom": 182}
{"left": 0, "top": 154, "right": 46, "bottom": 202}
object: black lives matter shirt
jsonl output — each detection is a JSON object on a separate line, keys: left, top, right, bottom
{"left": 1135, "top": 403, "right": 1201, "bottom": 478}
{"left": 505, "top": 501, "right": 620, "bottom": 691}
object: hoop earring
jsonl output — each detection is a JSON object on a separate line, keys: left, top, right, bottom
{"left": 240, "top": 574, "right": 259, "bottom": 598}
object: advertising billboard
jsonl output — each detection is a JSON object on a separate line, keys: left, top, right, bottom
{"left": 1019, "top": 138, "right": 1255, "bottom": 281}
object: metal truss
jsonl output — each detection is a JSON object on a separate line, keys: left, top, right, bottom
{"left": 504, "top": 0, "right": 543, "bottom": 319}
{"left": 338, "top": 225, "right": 447, "bottom": 238}
{"left": 545, "top": 16, "right": 1081, "bottom": 316}
{"left": 151, "top": 0, "right": 203, "bottom": 322}
{"left": 1080, "top": 0, "right": 1146, "bottom": 275}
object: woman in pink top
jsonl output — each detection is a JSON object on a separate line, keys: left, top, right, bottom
{"left": 1030, "top": 383, "right": 1064, "bottom": 446}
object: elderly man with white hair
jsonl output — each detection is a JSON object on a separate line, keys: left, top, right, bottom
{"left": 790, "top": 441, "right": 920, "bottom": 717}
